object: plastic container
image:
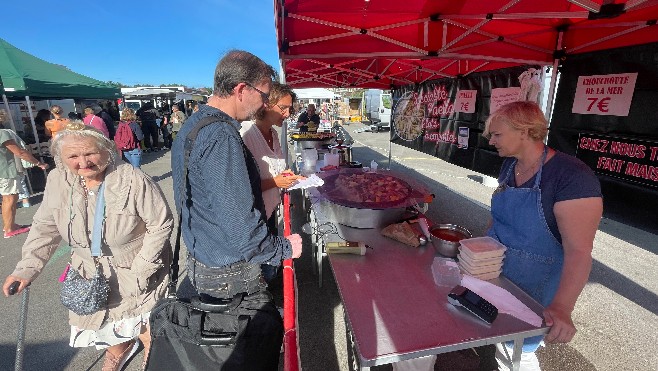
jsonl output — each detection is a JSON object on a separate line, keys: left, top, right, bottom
{"left": 458, "top": 256, "right": 501, "bottom": 274}
{"left": 459, "top": 268, "right": 502, "bottom": 281}
{"left": 431, "top": 258, "right": 462, "bottom": 287}
{"left": 459, "top": 236, "right": 507, "bottom": 259}
{"left": 325, "top": 153, "right": 340, "bottom": 167}
{"left": 458, "top": 248, "right": 505, "bottom": 266}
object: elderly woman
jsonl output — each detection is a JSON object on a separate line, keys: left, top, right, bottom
{"left": 2, "top": 121, "right": 173, "bottom": 371}
{"left": 240, "top": 81, "right": 304, "bottom": 282}
{"left": 484, "top": 101, "right": 602, "bottom": 370}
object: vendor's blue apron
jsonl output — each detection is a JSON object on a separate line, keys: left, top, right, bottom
{"left": 487, "top": 147, "right": 563, "bottom": 352}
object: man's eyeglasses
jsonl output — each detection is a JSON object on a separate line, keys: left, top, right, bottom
{"left": 245, "top": 83, "right": 270, "bottom": 103}
{"left": 276, "top": 104, "right": 294, "bottom": 114}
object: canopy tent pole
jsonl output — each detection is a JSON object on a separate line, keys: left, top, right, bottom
{"left": 545, "top": 31, "right": 564, "bottom": 124}
{"left": 25, "top": 96, "right": 43, "bottom": 156}
{"left": 25, "top": 96, "right": 47, "bottom": 197}
{"left": 2, "top": 94, "right": 17, "bottom": 132}
{"left": 387, "top": 136, "right": 392, "bottom": 170}
{"left": 280, "top": 60, "right": 290, "bottom": 169}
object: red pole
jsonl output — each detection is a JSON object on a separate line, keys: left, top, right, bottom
{"left": 282, "top": 192, "right": 300, "bottom": 371}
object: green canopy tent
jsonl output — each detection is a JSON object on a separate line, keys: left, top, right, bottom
{"left": 0, "top": 37, "right": 120, "bottom": 141}
{"left": 0, "top": 38, "right": 120, "bottom": 197}
{"left": 0, "top": 38, "right": 120, "bottom": 99}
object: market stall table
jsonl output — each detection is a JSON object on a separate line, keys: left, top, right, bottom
{"left": 306, "top": 190, "right": 549, "bottom": 371}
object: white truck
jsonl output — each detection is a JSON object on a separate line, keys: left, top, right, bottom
{"left": 363, "top": 89, "right": 392, "bottom": 132}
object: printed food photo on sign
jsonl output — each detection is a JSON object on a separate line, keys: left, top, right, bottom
{"left": 393, "top": 91, "right": 424, "bottom": 141}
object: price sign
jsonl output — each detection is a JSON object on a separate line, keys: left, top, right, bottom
{"left": 572, "top": 73, "right": 637, "bottom": 116}
{"left": 490, "top": 87, "right": 521, "bottom": 114}
{"left": 454, "top": 90, "right": 477, "bottom": 113}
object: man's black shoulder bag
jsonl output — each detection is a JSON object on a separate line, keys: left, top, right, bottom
{"left": 145, "top": 115, "right": 283, "bottom": 371}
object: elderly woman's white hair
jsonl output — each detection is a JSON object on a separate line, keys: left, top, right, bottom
{"left": 50, "top": 120, "right": 119, "bottom": 169}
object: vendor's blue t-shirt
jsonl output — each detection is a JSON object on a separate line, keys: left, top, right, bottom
{"left": 498, "top": 151, "right": 602, "bottom": 243}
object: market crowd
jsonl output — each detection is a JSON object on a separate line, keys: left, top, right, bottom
{"left": 0, "top": 49, "right": 601, "bottom": 371}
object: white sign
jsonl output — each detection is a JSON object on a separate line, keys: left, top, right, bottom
{"left": 572, "top": 73, "right": 637, "bottom": 116}
{"left": 490, "top": 87, "right": 521, "bottom": 114}
{"left": 454, "top": 90, "right": 477, "bottom": 113}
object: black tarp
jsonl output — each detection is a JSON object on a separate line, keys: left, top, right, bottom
{"left": 391, "top": 65, "right": 538, "bottom": 177}
{"left": 547, "top": 42, "right": 658, "bottom": 231}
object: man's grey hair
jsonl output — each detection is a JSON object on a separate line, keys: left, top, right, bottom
{"left": 213, "top": 50, "right": 276, "bottom": 98}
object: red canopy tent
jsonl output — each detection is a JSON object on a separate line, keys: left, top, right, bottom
{"left": 275, "top": 0, "right": 658, "bottom": 90}
{"left": 275, "top": 4, "right": 658, "bottom": 369}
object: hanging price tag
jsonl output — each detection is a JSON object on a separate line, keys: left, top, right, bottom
{"left": 454, "top": 90, "right": 477, "bottom": 113}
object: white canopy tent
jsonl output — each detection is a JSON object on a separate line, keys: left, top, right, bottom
{"left": 293, "top": 88, "right": 337, "bottom": 100}
{"left": 123, "top": 88, "right": 178, "bottom": 99}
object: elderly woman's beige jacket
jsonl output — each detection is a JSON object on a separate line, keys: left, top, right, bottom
{"left": 11, "top": 163, "right": 174, "bottom": 330}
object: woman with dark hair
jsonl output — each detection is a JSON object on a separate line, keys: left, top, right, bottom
{"left": 25, "top": 109, "right": 51, "bottom": 143}
{"left": 240, "top": 81, "right": 304, "bottom": 282}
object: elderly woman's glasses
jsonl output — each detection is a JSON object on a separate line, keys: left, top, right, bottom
{"left": 245, "top": 83, "right": 270, "bottom": 104}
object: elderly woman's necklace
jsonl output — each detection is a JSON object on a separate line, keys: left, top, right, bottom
{"left": 79, "top": 176, "right": 95, "bottom": 199}
{"left": 515, "top": 155, "right": 542, "bottom": 177}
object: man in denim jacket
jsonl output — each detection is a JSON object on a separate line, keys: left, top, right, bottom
{"left": 171, "top": 50, "right": 302, "bottom": 300}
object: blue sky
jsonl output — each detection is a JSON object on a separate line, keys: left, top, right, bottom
{"left": 2, "top": 0, "right": 281, "bottom": 88}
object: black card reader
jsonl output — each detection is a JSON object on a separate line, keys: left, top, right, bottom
{"left": 448, "top": 285, "right": 498, "bottom": 324}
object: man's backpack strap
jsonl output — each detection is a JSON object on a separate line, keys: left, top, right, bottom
{"left": 168, "top": 114, "right": 233, "bottom": 297}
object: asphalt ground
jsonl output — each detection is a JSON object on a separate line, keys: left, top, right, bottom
{"left": 0, "top": 122, "right": 656, "bottom": 370}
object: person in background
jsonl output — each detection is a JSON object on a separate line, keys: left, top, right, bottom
{"left": 171, "top": 50, "right": 303, "bottom": 368}
{"left": 25, "top": 109, "right": 51, "bottom": 144}
{"left": 68, "top": 112, "right": 81, "bottom": 120}
{"left": 192, "top": 103, "right": 199, "bottom": 114}
{"left": 170, "top": 103, "right": 187, "bottom": 139}
{"left": 136, "top": 101, "right": 161, "bottom": 152}
{"left": 185, "top": 101, "right": 193, "bottom": 117}
{"left": 296, "top": 103, "right": 320, "bottom": 132}
{"left": 17, "top": 176, "right": 31, "bottom": 209}
{"left": 159, "top": 103, "right": 172, "bottom": 149}
{"left": 83, "top": 106, "right": 110, "bottom": 137}
{"left": 240, "top": 81, "right": 304, "bottom": 282}
{"left": 45, "top": 105, "right": 71, "bottom": 138}
{"left": 0, "top": 125, "right": 49, "bottom": 238}
{"left": 94, "top": 105, "right": 117, "bottom": 140}
{"left": 3, "top": 121, "right": 173, "bottom": 371}
{"left": 118, "top": 108, "right": 144, "bottom": 168}
{"left": 484, "top": 101, "right": 602, "bottom": 370}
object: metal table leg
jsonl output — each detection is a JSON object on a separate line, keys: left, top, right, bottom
{"left": 511, "top": 338, "right": 523, "bottom": 371}
{"left": 309, "top": 209, "right": 318, "bottom": 274}
{"left": 317, "top": 239, "right": 324, "bottom": 288}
